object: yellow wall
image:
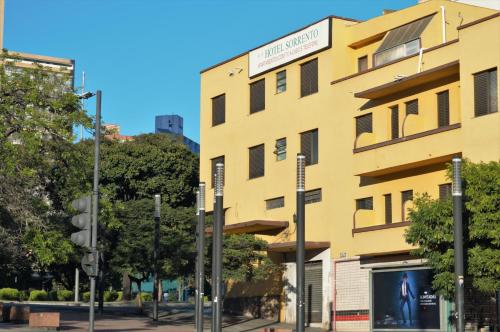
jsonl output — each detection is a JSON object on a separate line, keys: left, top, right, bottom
{"left": 199, "top": 0, "right": 499, "bottom": 295}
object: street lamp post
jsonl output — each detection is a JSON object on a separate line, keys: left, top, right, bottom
{"left": 213, "top": 164, "right": 224, "bottom": 332}
{"left": 153, "top": 194, "right": 161, "bottom": 321}
{"left": 452, "top": 157, "right": 464, "bottom": 332}
{"left": 296, "top": 154, "right": 306, "bottom": 332}
{"left": 196, "top": 184, "right": 206, "bottom": 332}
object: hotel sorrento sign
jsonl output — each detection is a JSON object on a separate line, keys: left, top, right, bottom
{"left": 249, "top": 18, "right": 331, "bottom": 77}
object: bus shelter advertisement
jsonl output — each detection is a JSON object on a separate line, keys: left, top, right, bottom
{"left": 372, "top": 268, "right": 441, "bottom": 330}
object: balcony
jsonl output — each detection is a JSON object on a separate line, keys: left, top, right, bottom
{"left": 353, "top": 123, "right": 461, "bottom": 177}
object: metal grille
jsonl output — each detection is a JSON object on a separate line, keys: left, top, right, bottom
{"left": 391, "top": 106, "right": 399, "bottom": 139}
{"left": 249, "top": 144, "right": 265, "bottom": 179}
{"left": 211, "top": 156, "right": 224, "bottom": 188}
{"left": 437, "top": 90, "right": 450, "bottom": 127}
{"left": 305, "top": 261, "right": 323, "bottom": 324}
{"left": 405, "top": 99, "right": 419, "bottom": 115}
{"left": 356, "top": 197, "right": 373, "bottom": 210}
{"left": 384, "top": 194, "right": 392, "bottom": 224}
{"left": 474, "top": 68, "right": 497, "bottom": 117}
{"left": 356, "top": 113, "right": 373, "bottom": 137}
{"left": 305, "top": 188, "right": 322, "bottom": 204}
{"left": 300, "top": 129, "right": 318, "bottom": 166}
{"left": 376, "top": 15, "right": 434, "bottom": 53}
{"left": 212, "top": 94, "right": 225, "bottom": 126}
{"left": 300, "top": 58, "right": 318, "bottom": 97}
{"left": 250, "top": 79, "right": 265, "bottom": 114}
{"left": 439, "top": 183, "right": 452, "bottom": 201}
{"left": 358, "top": 56, "right": 368, "bottom": 72}
{"left": 266, "top": 196, "right": 284, "bottom": 210}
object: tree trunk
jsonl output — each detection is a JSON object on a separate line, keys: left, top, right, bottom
{"left": 158, "top": 280, "right": 163, "bottom": 303}
{"left": 122, "top": 272, "right": 131, "bottom": 301}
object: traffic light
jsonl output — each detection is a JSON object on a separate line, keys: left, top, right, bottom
{"left": 70, "top": 195, "right": 92, "bottom": 248}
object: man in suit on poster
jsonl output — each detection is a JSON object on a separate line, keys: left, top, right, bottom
{"left": 399, "top": 272, "right": 415, "bottom": 325}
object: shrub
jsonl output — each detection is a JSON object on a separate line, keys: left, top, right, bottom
{"left": 137, "top": 292, "right": 152, "bottom": 302}
{"left": 116, "top": 291, "right": 123, "bottom": 301}
{"left": 29, "top": 290, "right": 48, "bottom": 301}
{"left": 19, "top": 290, "right": 30, "bottom": 301}
{"left": 57, "top": 290, "right": 74, "bottom": 301}
{"left": 82, "top": 291, "right": 90, "bottom": 302}
{"left": 48, "top": 290, "right": 58, "bottom": 301}
{"left": 103, "top": 290, "right": 118, "bottom": 302}
{"left": 0, "top": 288, "right": 20, "bottom": 301}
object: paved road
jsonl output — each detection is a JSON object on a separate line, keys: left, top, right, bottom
{"left": 0, "top": 302, "right": 326, "bottom": 331}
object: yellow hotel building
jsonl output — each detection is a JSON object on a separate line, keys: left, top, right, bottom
{"left": 200, "top": 0, "right": 499, "bottom": 330}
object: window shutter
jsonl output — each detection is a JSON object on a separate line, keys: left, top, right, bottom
{"left": 249, "top": 144, "right": 265, "bottom": 179}
{"left": 356, "top": 113, "right": 373, "bottom": 137}
{"left": 405, "top": 99, "right": 419, "bottom": 115}
{"left": 266, "top": 197, "right": 285, "bottom": 210}
{"left": 356, "top": 197, "right": 373, "bottom": 210}
{"left": 437, "top": 91, "right": 450, "bottom": 127}
{"left": 489, "top": 69, "right": 498, "bottom": 114}
{"left": 211, "top": 156, "right": 225, "bottom": 188}
{"left": 301, "top": 129, "right": 318, "bottom": 166}
{"left": 439, "top": 183, "right": 452, "bottom": 201}
{"left": 212, "top": 94, "right": 225, "bottom": 126}
{"left": 301, "top": 59, "right": 318, "bottom": 97}
{"left": 391, "top": 106, "right": 399, "bottom": 139}
{"left": 250, "top": 79, "right": 265, "bottom": 114}
{"left": 384, "top": 194, "right": 392, "bottom": 224}
{"left": 474, "top": 71, "right": 489, "bottom": 117}
{"left": 305, "top": 189, "right": 322, "bottom": 204}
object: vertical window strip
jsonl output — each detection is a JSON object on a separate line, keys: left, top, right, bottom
{"left": 249, "top": 144, "right": 265, "bottom": 179}
{"left": 275, "top": 138, "right": 286, "bottom": 161}
{"left": 301, "top": 129, "right": 318, "bottom": 166}
{"left": 391, "top": 106, "right": 399, "bottom": 139}
{"left": 301, "top": 59, "right": 318, "bottom": 97}
{"left": 250, "top": 79, "right": 265, "bottom": 114}
{"left": 276, "top": 70, "right": 286, "bottom": 93}
{"left": 474, "top": 68, "right": 498, "bottom": 117}
{"left": 212, "top": 94, "right": 225, "bottom": 126}
{"left": 401, "top": 190, "right": 413, "bottom": 221}
{"left": 384, "top": 194, "right": 392, "bottom": 224}
{"left": 437, "top": 90, "right": 450, "bottom": 127}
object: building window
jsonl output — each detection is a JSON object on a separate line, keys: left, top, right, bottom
{"left": 474, "top": 68, "right": 497, "bottom": 117}
{"left": 384, "top": 194, "right": 392, "bottom": 224}
{"left": 437, "top": 90, "right": 450, "bottom": 127}
{"left": 373, "top": 15, "right": 432, "bottom": 67}
{"left": 249, "top": 144, "right": 265, "bottom": 179}
{"left": 300, "top": 58, "right": 318, "bottom": 97}
{"left": 250, "top": 79, "right": 265, "bottom": 114}
{"left": 401, "top": 190, "right": 413, "bottom": 221}
{"left": 391, "top": 106, "right": 399, "bottom": 139}
{"left": 356, "top": 197, "right": 373, "bottom": 210}
{"left": 266, "top": 196, "right": 284, "bottom": 210}
{"left": 211, "top": 155, "right": 225, "bottom": 188}
{"left": 439, "top": 183, "right": 452, "bottom": 201}
{"left": 212, "top": 94, "right": 225, "bottom": 126}
{"left": 300, "top": 129, "right": 318, "bottom": 166}
{"left": 305, "top": 188, "right": 322, "bottom": 204}
{"left": 275, "top": 138, "right": 286, "bottom": 161}
{"left": 358, "top": 56, "right": 368, "bottom": 72}
{"left": 276, "top": 70, "right": 286, "bottom": 93}
{"left": 405, "top": 99, "right": 419, "bottom": 115}
{"left": 356, "top": 113, "right": 373, "bottom": 137}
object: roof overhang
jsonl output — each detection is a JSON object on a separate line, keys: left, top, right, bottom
{"left": 354, "top": 60, "right": 459, "bottom": 99}
{"left": 206, "top": 220, "right": 288, "bottom": 236}
{"left": 267, "top": 241, "right": 330, "bottom": 253}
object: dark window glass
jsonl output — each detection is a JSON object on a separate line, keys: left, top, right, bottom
{"left": 275, "top": 137, "right": 286, "bottom": 161}
{"left": 391, "top": 106, "right": 399, "bottom": 139}
{"left": 474, "top": 68, "right": 498, "bottom": 117}
{"left": 437, "top": 90, "right": 450, "bottom": 127}
{"left": 439, "top": 183, "right": 452, "bottom": 201}
{"left": 356, "top": 197, "right": 373, "bottom": 210}
{"left": 356, "top": 113, "right": 373, "bottom": 137}
{"left": 301, "top": 58, "right": 318, "bottom": 97}
{"left": 405, "top": 99, "right": 419, "bottom": 115}
{"left": 266, "top": 196, "right": 285, "bottom": 210}
{"left": 212, "top": 94, "right": 225, "bottom": 126}
{"left": 211, "top": 156, "right": 225, "bottom": 188}
{"left": 249, "top": 144, "right": 265, "bottom": 179}
{"left": 300, "top": 129, "right": 318, "bottom": 166}
{"left": 401, "top": 190, "right": 413, "bottom": 221}
{"left": 250, "top": 79, "right": 265, "bottom": 114}
{"left": 305, "top": 188, "right": 322, "bottom": 204}
{"left": 276, "top": 70, "right": 286, "bottom": 93}
{"left": 358, "top": 56, "right": 368, "bottom": 72}
{"left": 384, "top": 194, "right": 392, "bottom": 224}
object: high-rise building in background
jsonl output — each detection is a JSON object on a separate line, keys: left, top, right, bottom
{"left": 155, "top": 114, "right": 200, "bottom": 154}
{"left": 199, "top": 0, "right": 499, "bottom": 330}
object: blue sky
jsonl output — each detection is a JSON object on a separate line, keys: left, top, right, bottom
{"left": 5, "top": 0, "right": 416, "bottom": 142}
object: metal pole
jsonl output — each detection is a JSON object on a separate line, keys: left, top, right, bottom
{"left": 211, "top": 174, "right": 217, "bottom": 332}
{"left": 296, "top": 154, "right": 306, "bottom": 332}
{"left": 89, "top": 90, "right": 101, "bottom": 332}
{"left": 153, "top": 194, "right": 161, "bottom": 321}
{"left": 195, "top": 190, "right": 200, "bottom": 329}
{"left": 197, "top": 183, "right": 206, "bottom": 332}
{"left": 214, "top": 164, "right": 224, "bottom": 332}
{"left": 452, "top": 157, "right": 464, "bottom": 332}
{"left": 74, "top": 268, "right": 79, "bottom": 303}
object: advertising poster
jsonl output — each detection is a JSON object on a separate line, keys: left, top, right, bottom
{"left": 372, "top": 268, "right": 440, "bottom": 330}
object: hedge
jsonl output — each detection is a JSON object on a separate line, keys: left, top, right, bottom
{"left": 82, "top": 291, "right": 90, "bottom": 302}
{"left": 103, "top": 290, "right": 118, "bottom": 302}
{"left": 57, "top": 290, "right": 74, "bottom": 301}
{"left": 0, "top": 288, "right": 20, "bottom": 301}
{"left": 29, "top": 290, "right": 48, "bottom": 301}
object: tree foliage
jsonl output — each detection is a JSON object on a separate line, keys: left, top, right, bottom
{"left": 405, "top": 161, "right": 500, "bottom": 299}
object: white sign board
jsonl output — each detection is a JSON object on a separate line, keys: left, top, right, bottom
{"left": 249, "top": 19, "right": 331, "bottom": 77}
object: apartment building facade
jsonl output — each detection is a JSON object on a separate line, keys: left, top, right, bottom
{"left": 200, "top": 1, "right": 499, "bottom": 330}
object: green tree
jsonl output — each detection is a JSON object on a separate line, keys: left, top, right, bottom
{"left": 405, "top": 161, "right": 500, "bottom": 299}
